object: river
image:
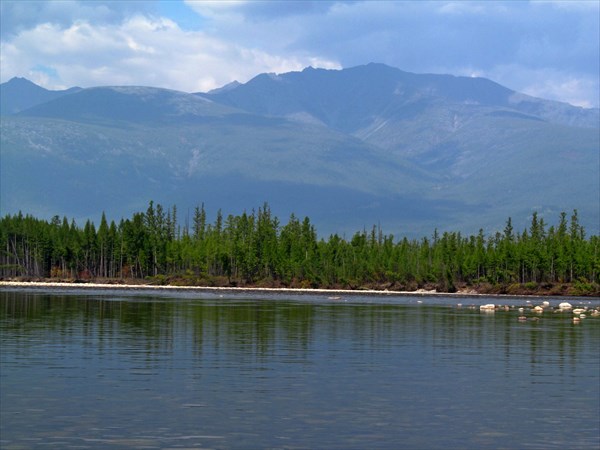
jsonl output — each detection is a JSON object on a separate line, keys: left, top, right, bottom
{"left": 1, "top": 288, "right": 599, "bottom": 449}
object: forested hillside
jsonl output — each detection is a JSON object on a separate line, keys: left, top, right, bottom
{"left": 1, "top": 203, "right": 598, "bottom": 296}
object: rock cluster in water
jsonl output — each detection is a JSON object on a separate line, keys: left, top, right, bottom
{"left": 472, "top": 301, "right": 600, "bottom": 325}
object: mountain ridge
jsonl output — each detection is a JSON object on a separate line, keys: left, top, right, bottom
{"left": 202, "top": 63, "right": 599, "bottom": 131}
{"left": 1, "top": 63, "right": 598, "bottom": 236}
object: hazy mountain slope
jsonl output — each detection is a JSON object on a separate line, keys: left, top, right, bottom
{"left": 202, "top": 64, "right": 599, "bottom": 233}
{"left": 1, "top": 66, "right": 598, "bottom": 236}
{"left": 1, "top": 116, "right": 446, "bottom": 235}
{"left": 9, "top": 85, "right": 429, "bottom": 194}
{"left": 1, "top": 85, "right": 438, "bottom": 234}
{"left": 431, "top": 115, "right": 599, "bottom": 232}
{"left": 0, "top": 77, "right": 82, "bottom": 115}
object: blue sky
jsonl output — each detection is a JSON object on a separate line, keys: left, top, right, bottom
{"left": 1, "top": 0, "right": 598, "bottom": 107}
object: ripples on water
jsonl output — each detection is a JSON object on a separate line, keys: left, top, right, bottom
{"left": 1, "top": 289, "right": 599, "bottom": 449}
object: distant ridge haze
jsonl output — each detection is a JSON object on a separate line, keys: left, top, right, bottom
{"left": 1, "top": 63, "right": 598, "bottom": 236}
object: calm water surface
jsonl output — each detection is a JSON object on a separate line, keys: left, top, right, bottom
{"left": 1, "top": 288, "right": 599, "bottom": 449}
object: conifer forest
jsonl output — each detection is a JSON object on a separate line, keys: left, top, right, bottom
{"left": 1, "top": 203, "right": 598, "bottom": 295}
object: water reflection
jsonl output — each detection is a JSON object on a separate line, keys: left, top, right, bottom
{"left": 2, "top": 291, "right": 595, "bottom": 368}
{"left": 1, "top": 290, "right": 599, "bottom": 449}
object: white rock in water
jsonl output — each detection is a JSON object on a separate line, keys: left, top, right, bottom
{"left": 559, "top": 302, "right": 572, "bottom": 310}
{"left": 480, "top": 304, "right": 495, "bottom": 311}
{"left": 542, "top": 301, "right": 550, "bottom": 307}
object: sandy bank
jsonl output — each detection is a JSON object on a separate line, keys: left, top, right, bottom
{"left": 0, "top": 280, "right": 485, "bottom": 297}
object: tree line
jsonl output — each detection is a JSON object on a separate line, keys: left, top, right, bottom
{"left": 1, "top": 202, "right": 598, "bottom": 294}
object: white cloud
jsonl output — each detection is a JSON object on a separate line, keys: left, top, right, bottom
{"left": 0, "top": 13, "right": 339, "bottom": 92}
{"left": 522, "top": 75, "right": 598, "bottom": 109}
{"left": 485, "top": 64, "right": 598, "bottom": 108}
{"left": 184, "top": 0, "right": 247, "bottom": 18}
{"left": 0, "top": 1, "right": 597, "bottom": 107}
{"left": 0, "top": 0, "right": 151, "bottom": 38}
{"left": 437, "top": 1, "right": 496, "bottom": 15}
{"left": 533, "top": 0, "right": 600, "bottom": 12}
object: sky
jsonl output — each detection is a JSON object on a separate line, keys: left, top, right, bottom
{"left": 1, "top": 0, "right": 598, "bottom": 108}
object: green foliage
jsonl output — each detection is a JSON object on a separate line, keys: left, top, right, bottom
{"left": 1, "top": 204, "right": 598, "bottom": 293}
{"left": 571, "top": 279, "right": 598, "bottom": 296}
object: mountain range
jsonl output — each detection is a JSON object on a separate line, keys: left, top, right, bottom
{"left": 1, "top": 63, "right": 598, "bottom": 236}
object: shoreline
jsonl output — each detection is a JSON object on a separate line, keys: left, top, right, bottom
{"left": 1, "top": 280, "right": 595, "bottom": 301}
{"left": 0, "top": 280, "right": 469, "bottom": 296}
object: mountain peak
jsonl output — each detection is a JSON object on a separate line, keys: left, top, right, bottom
{"left": 1, "top": 77, "right": 83, "bottom": 115}
{"left": 206, "top": 80, "right": 241, "bottom": 95}
{"left": 6, "top": 76, "right": 36, "bottom": 84}
{"left": 2, "top": 76, "right": 49, "bottom": 92}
